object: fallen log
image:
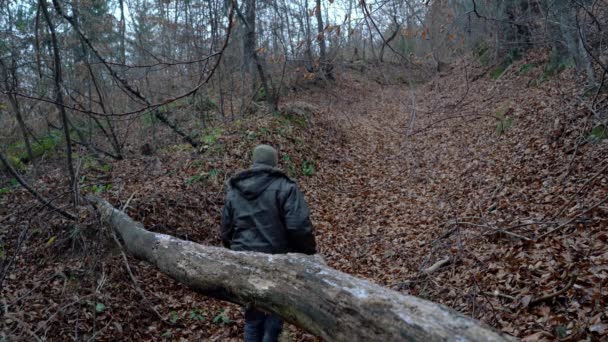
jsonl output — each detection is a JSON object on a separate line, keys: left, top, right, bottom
{"left": 88, "top": 196, "right": 513, "bottom": 341}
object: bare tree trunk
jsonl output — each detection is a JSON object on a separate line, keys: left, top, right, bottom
{"left": 0, "top": 10, "right": 35, "bottom": 165}
{"left": 243, "top": 0, "right": 256, "bottom": 75}
{"left": 299, "top": 0, "right": 315, "bottom": 70}
{"left": 83, "top": 58, "right": 124, "bottom": 159}
{"left": 89, "top": 196, "right": 513, "bottom": 342}
{"left": 8, "top": 95, "right": 34, "bottom": 163}
{"left": 1, "top": 71, "right": 34, "bottom": 164}
{"left": 315, "top": 0, "right": 333, "bottom": 79}
{"left": 39, "top": 0, "right": 79, "bottom": 205}
{"left": 347, "top": 0, "right": 353, "bottom": 57}
{"left": 236, "top": 0, "right": 278, "bottom": 111}
{"left": 119, "top": 0, "right": 126, "bottom": 64}
{"left": 379, "top": 19, "right": 401, "bottom": 63}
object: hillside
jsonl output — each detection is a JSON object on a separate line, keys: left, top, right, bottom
{"left": 1, "top": 52, "right": 607, "bottom": 340}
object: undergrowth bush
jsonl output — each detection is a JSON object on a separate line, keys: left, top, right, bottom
{"left": 2, "top": 130, "right": 63, "bottom": 172}
{"left": 490, "top": 50, "right": 521, "bottom": 80}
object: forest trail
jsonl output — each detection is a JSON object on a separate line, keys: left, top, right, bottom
{"left": 300, "top": 78, "right": 423, "bottom": 281}
{"left": 3, "top": 0, "right": 607, "bottom": 340}
{"left": 2, "top": 61, "right": 606, "bottom": 341}
{"left": 291, "top": 61, "right": 607, "bottom": 338}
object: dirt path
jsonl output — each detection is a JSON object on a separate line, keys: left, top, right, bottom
{"left": 295, "top": 63, "right": 608, "bottom": 338}
{"left": 301, "top": 81, "right": 424, "bottom": 283}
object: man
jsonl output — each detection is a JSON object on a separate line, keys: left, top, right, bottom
{"left": 221, "top": 144, "right": 317, "bottom": 342}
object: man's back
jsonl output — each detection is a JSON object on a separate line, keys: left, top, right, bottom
{"left": 221, "top": 162, "right": 316, "bottom": 255}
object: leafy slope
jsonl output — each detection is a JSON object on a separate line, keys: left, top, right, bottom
{"left": 300, "top": 56, "right": 607, "bottom": 340}
{"left": 1, "top": 54, "right": 607, "bottom": 341}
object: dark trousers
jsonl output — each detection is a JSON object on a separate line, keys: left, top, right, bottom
{"left": 244, "top": 307, "right": 283, "bottom": 342}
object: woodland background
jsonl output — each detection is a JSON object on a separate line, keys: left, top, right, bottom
{"left": 1, "top": 0, "right": 607, "bottom": 340}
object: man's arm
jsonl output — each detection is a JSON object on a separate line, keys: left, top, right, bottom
{"left": 283, "top": 184, "right": 317, "bottom": 255}
{"left": 220, "top": 195, "right": 234, "bottom": 248}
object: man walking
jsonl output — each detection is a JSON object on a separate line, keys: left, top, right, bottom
{"left": 221, "top": 144, "right": 317, "bottom": 342}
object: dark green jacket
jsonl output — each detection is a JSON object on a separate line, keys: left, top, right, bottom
{"left": 221, "top": 164, "right": 316, "bottom": 255}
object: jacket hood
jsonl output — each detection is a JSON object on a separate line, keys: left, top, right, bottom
{"left": 229, "top": 164, "right": 290, "bottom": 200}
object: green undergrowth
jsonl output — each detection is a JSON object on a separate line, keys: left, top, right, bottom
{"left": 490, "top": 50, "right": 521, "bottom": 80}
{"left": 179, "top": 109, "right": 319, "bottom": 186}
{"left": 253, "top": 87, "right": 266, "bottom": 102}
{"left": 198, "top": 127, "right": 224, "bottom": 155}
{"left": 517, "top": 63, "right": 535, "bottom": 76}
{"left": 0, "top": 178, "right": 19, "bottom": 200}
{"left": 141, "top": 112, "right": 157, "bottom": 127}
{"left": 529, "top": 53, "right": 575, "bottom": 86}
{"left": 185, "top": 168, "right": 221, "bottom": 186}
{"left": 583, "top": 82, "right": 608, "bottom": 97}
{"left": 0, "top": 178, "right": 19, "bottom": 198}
{"left": 191, "top": 94, "right": 217, "bottom": 113}
{"left": 78, "top": 153, "right": 111, "bottom": 173}
{"left": 495, "top": 108, "right": 514, "bottom": 135}
{"left": 588, "top": 124, "right": 607, "bottom": 143}
{"left": 157, "top": 98, "right": 190, "bottom": 114}
{"left": 2, "top": 131, "right": 63, "bottom": 172}
{"left": 277, "top": 111, "right": 308, "bottom": 128}
{"left": 474, "top": 41, "right": 491, "bottom": 66}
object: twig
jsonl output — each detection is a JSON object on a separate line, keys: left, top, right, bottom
{"left": 423, "top": 257, "right": 450, "bottom": 274}
{"left": 0, "top": 150, "right": 76, "bottom": 220}
{"left": 85, "top": 319, "right": 113, "bottom": 342}
{"left": 538, "top": 193, "right": 608, "bottom": 239}
{"left": 3, "top": 313, "right": 43, "bottom": 342}
{"left": 455, "top": 221, "right": 532, "bottom": 241}
{"left": 110, "top": 228, "right": 178, "bottom": 326}
{"left": 530, "top": 274, "right": 577, "bottom": 305}
{"left": 9, "top": 272, "right": 66, "bottom": 305}
{"left": 120, "top": 191, "right": 138, "bottom": 212}
{"left": 482, "top": 291, "right": 516, "bottom": 301}
{"left": 552, "top": 159, "right": 608, "bottom": 220}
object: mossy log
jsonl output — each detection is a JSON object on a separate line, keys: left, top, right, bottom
{"left": 89, "top": 196, "right": 513, "bottom": 342}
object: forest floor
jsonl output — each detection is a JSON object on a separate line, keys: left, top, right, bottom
{"left": 1, "top": 53, "right": 607, "bottom": 341}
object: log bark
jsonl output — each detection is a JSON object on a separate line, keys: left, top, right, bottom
{"left": 89, "top": 196, "right": 512, "bottom": 342}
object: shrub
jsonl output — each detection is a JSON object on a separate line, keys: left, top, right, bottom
{"left": 588, "top": 125, "right": 607, "bottom": 143}
{"left": 302, "top": 160, "right": 315, "bottom": 176}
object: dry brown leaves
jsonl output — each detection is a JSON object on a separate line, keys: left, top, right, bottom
{"left": 1, "top": 52, "right": 607, "bottom": 340}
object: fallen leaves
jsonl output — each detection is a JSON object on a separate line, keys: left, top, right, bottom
{"left": 1, "top": 52, "right": 607, "bottom": 340}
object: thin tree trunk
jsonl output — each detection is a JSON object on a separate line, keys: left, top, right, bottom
{"left": 119, "top": 0, "right": 126, "bottom": 64}
{"left": 303, "top": 0, "right": 315, "bottom": 70}
{"left": 1, "top": 59, "right": 34, "bottom": 164}
{"left": 52, "top": 0, "right": 200, "bottom": 148}
{"left": 0, "top": 10, "right": 34, "bottom": 165}
{"left": 315, "top": 0, "right": 333, "bottom": 79}
{"left": 7, "top": 95, "right": 34, "bottom": 163}
{"left": 83, "top": 58, "right": 123, "bottom": 159}
{"left": 236, "top": 0, "right": 278, "bottom": 111}
{"left": 379, "top": 21, "right": 401, "bottom": 63}
{"left": 243, "top": 0, "right": 256, "bottom": 75}
{"left": 39, "top": 0, "right": 79, "bottom": 205}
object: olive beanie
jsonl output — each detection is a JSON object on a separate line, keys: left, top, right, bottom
{"left": 252, "top": 144, "right": 278, "bottom": 167}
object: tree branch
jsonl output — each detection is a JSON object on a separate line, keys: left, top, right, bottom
{"left": 87, "top": 195, "right": 513, "bottom": 342}
{"left": 0, "top": 150, "right": 76, "bottom": 220}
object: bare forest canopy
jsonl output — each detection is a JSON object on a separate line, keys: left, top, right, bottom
{"left": 1, "top": 0, "right": 607, "bottom": 341}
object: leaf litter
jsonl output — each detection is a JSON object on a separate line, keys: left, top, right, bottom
{"left": 1, "top": 53, "right": 607, "bottom": 341}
